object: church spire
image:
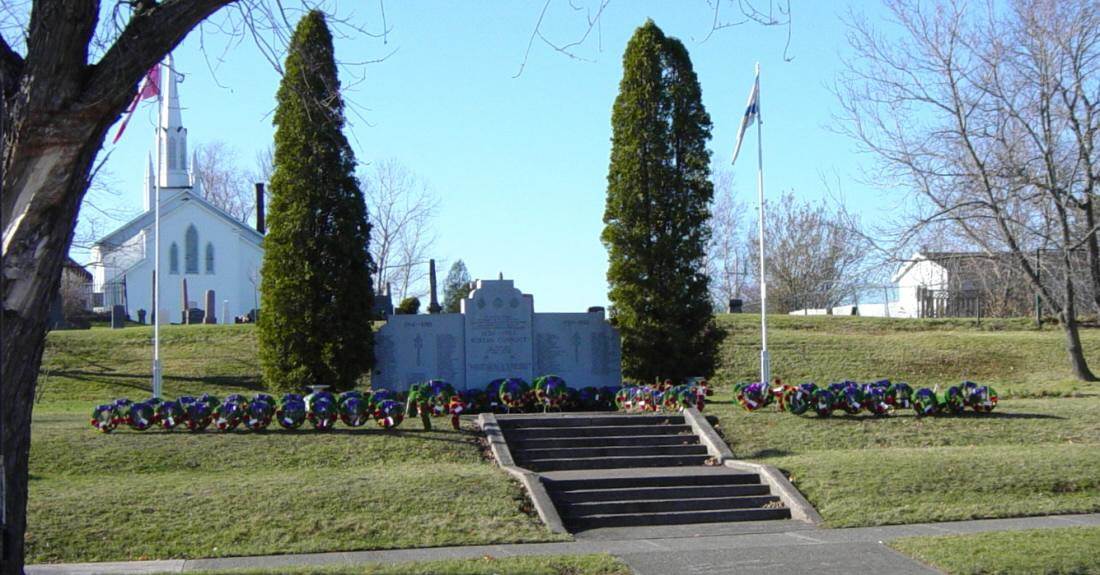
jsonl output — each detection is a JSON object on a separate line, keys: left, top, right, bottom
{"left": 143, "top": 153, "right": 155, "bottom": 212}
{"left": 158, "top": 53, "right": 189, "bottom": 189}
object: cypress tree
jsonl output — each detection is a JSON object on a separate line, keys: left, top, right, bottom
{"left": 442, "top": 260, "right": 473, "bottom": 313}
{"left": 258, "top": 11, "right": 375, "bottom": 392}
{"left": 602, "top": 20, "right": 718, "bottom": 382}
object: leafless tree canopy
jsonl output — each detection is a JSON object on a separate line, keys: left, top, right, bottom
{"left": 362, "top": 158, "right": 439, "bottom": 301}
{"left": 837, "top": 0, "right": 1100, "bottom": 379}
{"left": 705, "top": 171, "right": 751, "bottom": 310}
{"left": 753, "top": 191, "right": 873, "bottom": 313}
{"left": 193, "top": 140, "right": 254, "bottom": 223}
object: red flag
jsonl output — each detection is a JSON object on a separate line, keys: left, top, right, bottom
{"left": 112, "top": 64, "right": 161, "bottom": 144}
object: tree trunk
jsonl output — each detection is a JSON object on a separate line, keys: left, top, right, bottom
{"left": 1083, "top": 196, "right": 1100, "bottom": 315}
{"left": 1058, "top": 270, "right": 1097, "bottom": 382}
{"left": 2, "top": 117, "right": 112, "bottom": 572}
{"left": 1060, "top": 308, "right": 1097, "bottom": 381}
{"left": 1, "top": 3, "right": 234, "bottom": 571}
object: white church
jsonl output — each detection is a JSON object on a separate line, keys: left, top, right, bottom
{"left": 89, "top": 55, "right": 265, "bottom": 324}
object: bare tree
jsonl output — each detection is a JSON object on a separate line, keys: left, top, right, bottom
{"left": 361, "top": 158, "right": 439, "bottom": 301}
{"left": 706, "top": 171, "right": 751, "bottom": 310}
{"left": 749, "top": 191, "right": 872, "bottom": 313}
{"left": 837, "top": 0, "right": 1099, "bottom": 380}
{"left": 252, "top": 142, "right": 274, "bottom": 184}
{"left": 193, "top": 140, "right": 253, "bottom": 222}
{"left": 0, "top": 2, "right": 395, "bottom": 570}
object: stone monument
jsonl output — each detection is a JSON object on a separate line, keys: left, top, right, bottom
{"left": 427, "top": 259, "right": 442, "bottom": 314}
{"left": 372, "top": 278, "right": 621, "bottom": 392}
{"left": 203, "top": 290, "right": 217, "bottom": 324}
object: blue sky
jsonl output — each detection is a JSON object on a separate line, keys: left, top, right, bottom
{"left": 86, "top": 1, "right": 897, "bottom": 312}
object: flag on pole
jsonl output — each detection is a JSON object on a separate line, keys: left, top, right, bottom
{"left": 112, "top": 63, "right": 161, "bottom": 144}
{"left": 730, "top": 70, "right": 760, "bottom": 166}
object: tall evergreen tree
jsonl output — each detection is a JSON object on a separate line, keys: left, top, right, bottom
{"left": 602, "top": 20, "right": 718, "bottom": 382}
{"left": 258, "top": 11, "right": 375, "bottom": 392}
{"left": 442, "top": 260, "right": 473, "bottom": 313}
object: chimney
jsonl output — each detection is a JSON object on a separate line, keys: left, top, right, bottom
{"left": 255, "top": 182, "right": 266, "bottom": 234}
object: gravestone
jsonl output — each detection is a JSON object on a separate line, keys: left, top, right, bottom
{"left": 137, "top": 309, "right": 147, "bottom": 324}
{"left": 203, "top": 290, "right": 217, "bottom": 324}
{"left": 185, "top": 308, "right": 205, "bottom": 324}
{"left": 110, "top": 305, "right": 126, "bottom": 329}
{"left": 180, "top": 278, "right": 189, "bottom": 323}
{"left": 372, "top": 278, "right": 620, "bottom": 392}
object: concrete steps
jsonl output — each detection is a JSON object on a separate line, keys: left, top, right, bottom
{"left": 495, "top": 413, "right": 792, "bottom": 531}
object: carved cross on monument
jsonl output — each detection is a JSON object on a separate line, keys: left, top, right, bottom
{"left": 413, "top": 334, "right": 424, "bottom": 366}
{"left": 572, "top": 332, "right": 582, "bottom": 363}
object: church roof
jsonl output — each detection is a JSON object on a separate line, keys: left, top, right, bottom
{"left": 93, "top": 188, "right": 264, "bottom": 249}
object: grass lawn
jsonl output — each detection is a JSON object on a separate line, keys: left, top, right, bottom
{"left": 713, "top": 314, "right": 1100, "bottom": 398}
{"left": 178, "top": 554, "right": 631, "bottom": 575}
{"left": 30, "top": 325, "right": 566, "bottom": 564}
{"left": 890, "top": 527, "right": 1100, "bottom": 574}
{"left": 708, "top": 314, "right": 1100, "bottom": 528}
{"left": 31, "top": 316, "right": 1100, "bottom": 561}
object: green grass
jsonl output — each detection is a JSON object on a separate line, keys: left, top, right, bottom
{"left": 705, "top": 314, "right": 1100, "bottom": 528}
{"left": 713, "top": 314, "right": 1100, "bottom": 397}
{"left": 178, "top": 554, "right": 631, "bottom": 575}
{"left": 29, "top": 324, "right": 567, "bottom": 563}
{"left": 890, "top": 527, "right": 1100, "bottom": 574}
{"left": 31, "top": 317, "right": 1100, "bottom": 561}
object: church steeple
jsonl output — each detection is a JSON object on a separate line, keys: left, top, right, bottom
{"left": 158, "top": 53, "right": 189, "bottom": 189}
{"left": 143, "top": 153, "right": 155, "bottom": 212}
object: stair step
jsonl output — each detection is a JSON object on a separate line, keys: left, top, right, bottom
{"left": 545, "top": 472, "right": 761, "bottom": 491}
{"left": 562, "top": 495, "right": 781, "bottom": 516}
{"left": 498, "top": 415, "right": 684, "bottom": 428}
{"left": 517, "top": 444, "right": 708, "bottom": 460}
{"left": 551, "top": 483, "right": 772, "bottom": 503}
{"left": 566, "top": 507, "right": 792, "bottom": 529}
{"left": 505, "top": 424, "right": 694, "bottom": 439}
{"left": 512, "top": 434, "right": 698, "bottom": 449}
{"left": 525, "top": 454, "right": 709, "bottom": 471}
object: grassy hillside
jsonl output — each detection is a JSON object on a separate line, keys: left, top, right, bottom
{"left": 29, "top": 316, "right": 1100, "bottom": 561}
{"left": 30, "top": 325, "right": 565, "bottom": 564}
{"left": 708, "top": 315, "right": 1100, "bottom": 528}
{"left": 713, "top": 314, "right": 1100, "bottom": 397}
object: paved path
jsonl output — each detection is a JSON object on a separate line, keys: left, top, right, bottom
{"left": 28, "top": 513, "right": 1100, "bottom": 575}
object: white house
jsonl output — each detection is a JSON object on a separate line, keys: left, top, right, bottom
{"left": 88, "top": 55, "right": 264, "bottom": 324}
{"left": 788, "top": 251, "right": 1002, "bottom": 318}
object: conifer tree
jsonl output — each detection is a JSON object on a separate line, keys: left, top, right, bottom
{"left": 259, "top": 11, "right": 375, "bottom": 392}
{"left": 602, "top": 20, "right": 719, "bottom": 382}
{"left": 442, "top": 260, "right": 473, "bottom": 313}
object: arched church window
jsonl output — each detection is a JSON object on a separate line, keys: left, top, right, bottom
{"left": 185, "top": 225, "right": 199, "bottom": 274}
{"left": 169, "top": 243, "right": 179, "bottom": 274}
{"left": 205, "top": 242, "right": 215, "bottom": 274}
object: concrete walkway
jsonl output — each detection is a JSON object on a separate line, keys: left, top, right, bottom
{"left": 28, "top": 513, "right": 1100, "bottom": 575}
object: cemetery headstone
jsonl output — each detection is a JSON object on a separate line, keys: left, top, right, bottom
{"left": 110, "top": 305, "right": 126, "bottom": 329}
{"left": 203, "top": 290, "right": 217, "bottom": 324}
{"left": 180, "top": 278, "right": 190, "bottom": 324}
{"left": 186, "top": 308, "right": 205, "bottom": 324}
{"left": 137, "top": 309, "right": 147, "bottom": 324}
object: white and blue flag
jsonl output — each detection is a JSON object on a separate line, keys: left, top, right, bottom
{"left": 731, "top": 71, "right": 760, "bottom": 166}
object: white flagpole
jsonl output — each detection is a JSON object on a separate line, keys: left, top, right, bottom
{"left": 152, "top": 64, "right": 163, "bottom": 399}
{"left": 754, "top": 62, "right": 770, "bottom": 386}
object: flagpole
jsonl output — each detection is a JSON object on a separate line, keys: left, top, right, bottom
{"left": 754, "top": 62, "right": 770, "bottom": 386}
{"left": 152, "top": 63, "right": 163, "bottom": 399}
